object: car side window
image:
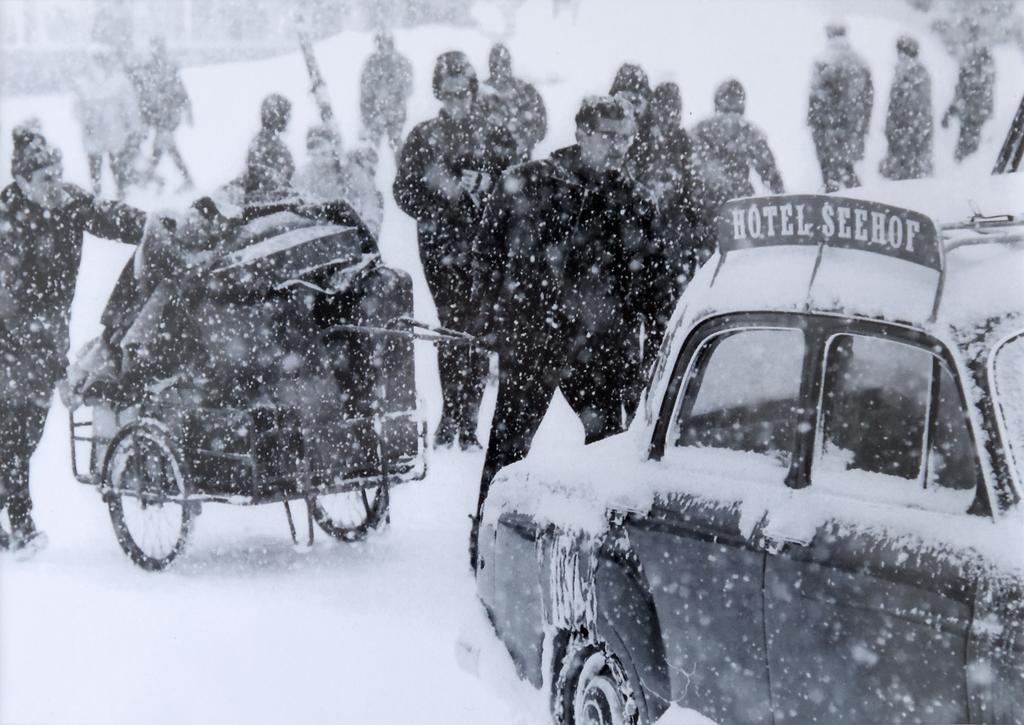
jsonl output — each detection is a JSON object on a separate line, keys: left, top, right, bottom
{"left": 814, "top": 334, "right": 980, "bottom": 513}
{"left": 672, "top": 328, "right": 805, "bottom": 468}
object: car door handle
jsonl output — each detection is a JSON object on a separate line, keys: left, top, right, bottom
{"left": 760, "top": 531, "right": 813, "bottom": 555}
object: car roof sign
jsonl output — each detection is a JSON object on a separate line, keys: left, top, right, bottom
{"left": 718, "top": 194, "right": 942, "bottom": 271}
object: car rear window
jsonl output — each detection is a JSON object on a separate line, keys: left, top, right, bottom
{"left": 814, "top": 334, "right": 980, "bottom": 514}
{"left": 993, "top": 334, "right": 1024, "bottom": 494}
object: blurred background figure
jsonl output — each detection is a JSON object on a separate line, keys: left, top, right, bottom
{"left": 807, "top": 23, "right": 873, "bottom": 191}
{"left": 481, "top": 43, "right": 547, "bottom": 160}
{"left": 942, "top": 25, "right": 995, "bottom": 162}
{"left": 132, "top": 37, "right": 194, "bottom": 192}
{"left": 359, "top": 32, "right": 413, "bottom": 158}
{"left": 73, "top": 47, "right": 143, "bottom": 199}
{"left": 692, "top": 79, "right": 784, "bottom": 212}
{"left": 608, "top": 62, "right": 655, "bottom": 181}
{"left": 880, "top": 35, "right": 933, "bottom": 180}
{"left": 293, "top": 124, "right": 384, "bottom": 238}
{"left": 244, "top": 93, "right": 295, "bottom": 202}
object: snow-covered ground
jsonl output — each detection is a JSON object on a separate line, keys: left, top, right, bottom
{"left": 1, "top": 1, "right": 1022, "bottom": 723}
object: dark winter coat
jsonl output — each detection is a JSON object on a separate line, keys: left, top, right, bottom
{"left": 0, "top": 182, "right": 145, "bottom": 401}
{"left": 132, "top": 56, "right": 191, "bottom": 131}
{"left": 627, "top": 123, "right": 710, "bottom": 282}
{"left": 481, "top": 75, "right": 547, "bottom": 159}
{"left": 244, "top": 130, "right": 295, "bottom": 201}
{"left": 472, "top": 144, "right": 660, "bottom": 353}
{"left": 394, "top": 108, "right": 517, "bottom": 284}
{"left": 690, "top": 111, "right": 784, "bottom": 211}
{"left": 880, "top": 55, "right": 933, "bottom": 180}
{"left": 947, "top": 46, "right": 995, "bottom": 125}
{"left": 808, "top": 39, "right": 874, "bottom": 161}
{"left": 360, "top": 49, "right": 414, "bottom": 131}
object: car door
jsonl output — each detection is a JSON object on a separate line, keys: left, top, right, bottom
{"left": 762, "top": 327, "right": 984, "bottom": 724}
{"left": 627, "top": 320, "right": 810, "bottom": 724}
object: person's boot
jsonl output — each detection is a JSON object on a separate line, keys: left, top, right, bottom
{"left": 459, "top": 428, "right": 481, "bottom": 451}
{"left": 9, "top": 518, "right": 47, "bottom": 559}
{"left": 433, "top": 416, "right": 457, "bottom": 449}
{"left": 0, "top": 526, "right": 9, "bottom": 552}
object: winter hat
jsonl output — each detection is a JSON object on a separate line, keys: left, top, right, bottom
{"left": 306, "top": 124, "right": 341, "bottom": 151}
{"left": 609, "top": 63, "right": 652, "bottom": 101}
{"left": 11, "top": 125, "right": 61, "bottom": 179}
{"left": 652, "top": 82, "right": 682, "bottom": 126}
{"left": 489, "top": 43, "right": 512, "bottom": 79}
{"left": 260, "top": 93, "right": 292, "bottom": 133}
{"left": 714, "top": 79, "right": 746, "bottom": 114}
{"left": 826, "top": 23, "right": 847, "bottom": 39}
{"left": 575, "top": 95, "right": 635, "bottom": 134}
{"left": 432, "top": 51, "right": 478, "bottom": 99}
{"left": 896, "top": 35, "right": 919, "bottom": 58}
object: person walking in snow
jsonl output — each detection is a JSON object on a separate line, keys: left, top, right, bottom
{"left": 807, "top": 23, "right": 873, "bottom": 192}
{"left": 134, "top": 37, "right": 194, "bottom": 192}
{"left": 0, "top": 127, "right": 149, "bottom": 553}
{"left": 880, "top": 36, "right": 933, "bottom": 180}
{"left": 359, "top": 32, "right": 414, "bottom": 157}
{"left": 691, "top": 79, "right": 784, "bottom": 212}
{"left": 244, "top": 93, "right": 295, "bottom": 203}
{"left": 481, "top": 43, "right": 547, "bottom": 160}
{"left": 293, "top": 124, "right": 384, "bottom": 238}
{"left": 468, "top": 95, "right": 657, "bottom": 566}
{"left": 73, "top": 48, "right": 144, "bottom": 199}
{"left": 393, "top": 51, "right": 517, "bottom": 450}
{"left": 942, "top": 41, "right": 995, "bottom": 163}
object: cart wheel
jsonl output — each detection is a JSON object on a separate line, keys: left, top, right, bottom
{"left": 310, "top": 483, "right": 389, "bottom": 542}
{"left": 104, "top": 423, "right": 194, "bottom": 571}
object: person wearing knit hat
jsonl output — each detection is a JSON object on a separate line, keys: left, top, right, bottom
{"left": 394, "top": 51, "right": 517, "bottom": 451}
{"left": 807, "top": 22, "right": 874, "bottom": 191}
{"left": 482, "top": 43, "right": 547, "bottom": 160}
{"left": 0, "top": 125, "right": 149, "bottom": 554}
{"left": 691, "top": 78, "right": 784, "bottom": 211}
{"left": 609, "top": 62, "right": 652, "bottom": 120}
{"left": 880, "top": 35, "right": 934, "bottom": 180}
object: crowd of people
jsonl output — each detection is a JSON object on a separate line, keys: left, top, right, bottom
{"left": 0, "top": 24, "right": 1004, "bottom": 555}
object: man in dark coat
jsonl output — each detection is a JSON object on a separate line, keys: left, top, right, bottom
{"left": 0, "top": 127, "right": 147, "bottom": 551}
{"left": 609, "top": 62, "right": 656, "bottom": 182}
{"left": 880, "top": 36, "right": 933, "bottom": 180}
{"left": 245, "top": 93, "right": 295, "bottom": 202}
{"left": 943, "top": 42, "right": 995, "bottom": 162}
{"left": 691, "top": 79, "right": 784, "bottom": 212}
{"left": 360, "top": 33, "right": 414, "bottom": 157}
{"left": 807, "top": 24, "right": 873, "bottom": 192}
{"left": 468, "top": 95, "right": 658, "bottom": 566}
{"left": 481, "top": 43, "right": 547, "bottom": 160}
{"left": 393, "top": 51, "right": 517, "bottom": 450}
{"left": 134, "top": 37, "right": 194, "bottom": 191}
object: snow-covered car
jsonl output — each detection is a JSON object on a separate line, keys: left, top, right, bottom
{"left": 472, "top": 177, "right": 1024, "bottom": 724}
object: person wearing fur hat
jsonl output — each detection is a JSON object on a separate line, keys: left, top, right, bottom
{"left": 394, "top": 51, "right": 517, "bottom": 451}
{"left": 481, "top": 43, "right": 547, "bottom": 160}
{"left": 807, "top": 23, "right": 874, "bottom": 191}
{"left": 691, "top": 79, "right": 784, "bottom": 212}
{"left": 0, "top": 126, "right": 148, "bottom": 552}
{"left": 880, "top": 36, "right": 933, "bottom": 180}
{"left": 468, "top": 94, "right": 658, "bottom": 568}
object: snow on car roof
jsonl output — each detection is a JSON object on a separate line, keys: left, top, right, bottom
{"left": 689, "top": 179, "right": 1024, "bottom": 349}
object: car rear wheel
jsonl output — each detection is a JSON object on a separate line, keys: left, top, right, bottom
{"left": 555, "top": 638, "right": 643, "bottom": 725}
{"left": 310, "top": 483, "right": 389, "bottom": 542}
{"left": 104, "top": 423, "right": 194, "bottom": 571}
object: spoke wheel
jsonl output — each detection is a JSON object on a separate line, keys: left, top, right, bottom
{"left": 556, "top": 640, "right": 641, "bottom": 725}
{"left": 310, "top": 483, "right": 389, "bottom": 542}
{"left": 104, "top": 423, "right": 193, "bottom": 571}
